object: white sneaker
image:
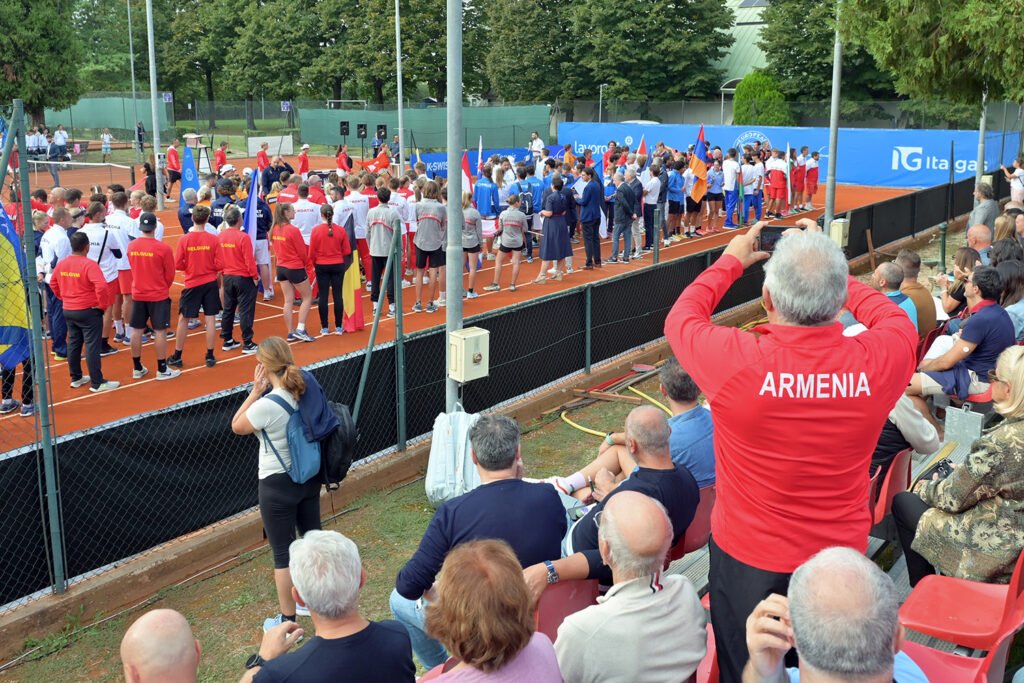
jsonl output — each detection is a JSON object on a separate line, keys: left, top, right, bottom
{"left": 466, "top": 291, "right": 479, "bottom": 299}
{"left": 89, "top": 380, "right": 121, "bottom": 393}
{"left": 156, "top": 368, "right": 181, "bottom": 381}
{"left": 663, "top": 239, "right": 670, "bottom": 247}
{"left": 70, "top": 376, "right": 90, "bottom": 389}
{"left": 438, "top": 295, "right": 446, "bottom": 306}
{"left": 132, "top": 366, "right": 149, "bottom": 379}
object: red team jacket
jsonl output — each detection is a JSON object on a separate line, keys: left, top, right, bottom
{"left": 166, "top": 145, "right": 181, "bottom": 173}
{"left": 51, "top": 255, "right": 113, "bottom": 311}
{"left": 219, "top": 228, "right": 258, "bottom": 278}
{"left": 664, "top": 254, "right": 917, "bottom": 573}
{"left": 175, "top": 230, "right": 223, "bottom": 288}
{"left": 309, "top": 222, "right": 352, "bottom": 266}
{"left": 214, "top": 148, "right": 227, "bottom": 173}
{"left": 271, "top": 223, "right": 309, "bottom": 270}
{"left": 128, "top": 237, "right": 176, "bottom": 302}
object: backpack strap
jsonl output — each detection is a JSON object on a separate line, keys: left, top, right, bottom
{"left": 261, "top": 393, "right": 296, "bottom": 473}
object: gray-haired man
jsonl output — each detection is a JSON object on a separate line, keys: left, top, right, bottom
{"left": 743, "top": 546, "right": 927, "bottom": 683}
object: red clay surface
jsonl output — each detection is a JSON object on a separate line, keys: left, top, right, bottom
{"left": 3, "top": 156, "right": 909, "bottom": 449}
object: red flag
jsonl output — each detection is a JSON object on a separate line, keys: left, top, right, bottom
{"left": 341, "top": 260, "right": 365, "bottom": 332}
{"left": 461, "top": 151, "right": 474, "bottom": 192}
{"left": 636, "top": 135, "right": 647, "bottom": 157}
{"left": 689, "top": 126, "right": 708, "bottom": 203}
{"left": 363, "top": 149, "right": 390, "bottom": 174}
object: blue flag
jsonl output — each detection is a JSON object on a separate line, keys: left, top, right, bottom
{"left": 0, "top": 210, "right": 30, "bottom": 369}
{"left": 242, "top": 170, "right": 259, "bottom": 255}
{"left": 181, "top": 146, "right": 200, "bottom": 195}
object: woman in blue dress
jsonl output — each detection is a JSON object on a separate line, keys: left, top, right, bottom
{"left": 534, "top": 176, "right": 572, "bottom": 283}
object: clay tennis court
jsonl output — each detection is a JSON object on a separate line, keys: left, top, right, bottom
{"left": 4, "top": 155, "right": 910, "bottom": 450}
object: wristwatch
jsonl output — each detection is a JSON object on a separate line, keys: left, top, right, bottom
{"left": 544, "top": 560, "right": 560, "bottom": 585}
{"left": 245, "top": 653, "right": 265, "bottom": 670}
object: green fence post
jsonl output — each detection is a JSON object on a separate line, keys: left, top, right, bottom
{"left": 584, "top": 285, "right": 592, "bottom": 374}
{"left": 652, "top": 206, "right": 662, "bottom": 264}
{"left": 352, "top": 227, "right": 400, "bottom": 424}
{"left": 939, "top": 222, "right": 948, "bottom": 270}
{"left": 13, "top": 100, "right": 66, "bottom": 595}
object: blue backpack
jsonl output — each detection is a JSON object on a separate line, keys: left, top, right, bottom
{"left": 261, "top": 394, "right": 322, "bottom": 484}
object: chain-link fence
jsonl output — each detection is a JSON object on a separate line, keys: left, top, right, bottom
{"left": 0, "top": 157, "right": 1010, "bottom": 619}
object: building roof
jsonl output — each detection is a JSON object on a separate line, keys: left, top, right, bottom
{"left": 714, "top": 0, "right": 769, "bottom": 91}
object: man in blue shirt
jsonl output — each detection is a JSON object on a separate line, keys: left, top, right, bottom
{"left": 576, "top": 166, "right": 603, "bottom": 268}
{"left": 909, "top": 265, "right": 1016, "bottom": 423}
{"left": 472, "top": 166, "right": 500, "bottom": 256}
{"left": 871, "top": 262, "right": 918, "bottom": 332}
{"left": 389, "top": 415, "right": 566, "bottom": 668}
{"left": 511, "top": 167, "right": 540, "bottom": 262}
{"left": 178, "top": 188, "right": 197, "bottom": 232}
{"left": 667, "top": 162, "right": 686, "bottom": 239}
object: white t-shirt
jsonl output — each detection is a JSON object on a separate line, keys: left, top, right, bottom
{"left": 529, "top": 138, "right": 545, "bottom": 157}
{"left": 81, "top": 223, "right": 122, "bottom": 283}
{"left": 741, "top": 164, "right": 756, "bottom": 190}
{"left": 39, "top": 227, "right": 71, "bottom": 285}
{"left": 105, "top": 210, "right": 135, "bottom": 270}
{"left": 643, "top": 177, "right": 661, "bottom": 205}
{"left": 348, "top": 192, "right": 371, "bottom": 239}
{"left": 753, "top": 161, "right": 765, "bottom": 190}
{"left": 53, "top": 129, "right": 68, "bottom": 145}
{"left": 387, "top": 194, "right": 410, "bottom": 233}
{"left": 805, "top": 157, "right": 819, "bottom": 171}
{"left": 332, "top": 199, "right": 355, "bottom": 235}
{"left": 722, "top": 159, "right": 740, "bottom": 192}
{"left": 291, "top": 199, "right": 321, "bottom": 244}
{"left": 101, "top": 133, "right": 113, "bottom": 146}
{"left": 1012, "top": 168, "right": 1024, "bottom": 190}
{"left": 127, "top": 216, "right": 165, "bottom": 242}
{"left": 246, "top": 388, "right": 299, "bottom": 480}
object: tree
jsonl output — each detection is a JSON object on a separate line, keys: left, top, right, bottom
{"left": 758, "top": 0, "right": 894, "bottom": 103}
{"left": 732, "top": 71, "right": 794, "bottom": 126}
{"left": 0, "top": 0, "right": 84, "bottom": 123}
{"left": 842, "top": 0, "right": 1024, "bottom": 104}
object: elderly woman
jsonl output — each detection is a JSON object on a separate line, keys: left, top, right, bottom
{"left": 425, "top": 540, "right": 561, "bottom": 681}
{"left": 893, "top": 345, "right": 1024, "bottom": 586}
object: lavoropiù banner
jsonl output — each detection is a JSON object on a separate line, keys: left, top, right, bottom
{"left": 558, "top": 122, "right": 1021, "bottom": 189}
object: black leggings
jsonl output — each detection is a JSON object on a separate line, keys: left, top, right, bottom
{"left": 258, "top": 473, "right": 322, "bottom": 568}
{"left": 892, "top": 491, "right": 936, "bottom": 587}
{"left": 315, "top": 263, "right": 345, "bottom": 329}
{"left": 371, "top": 255, "right": 395, "bottom": 306}
{"left": 1, "top": 358, "right": 33, "bottom": 404}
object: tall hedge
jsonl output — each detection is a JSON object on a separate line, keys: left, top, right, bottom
{"left": 733, "top": 71, "right": 795, "bottom": 126}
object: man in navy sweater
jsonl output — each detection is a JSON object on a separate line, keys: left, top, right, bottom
{"left": 576, "top": 166, "right": 603, "bottom": 269}
{"left": 389, "top": 415, "right": 567, "bottom": 669}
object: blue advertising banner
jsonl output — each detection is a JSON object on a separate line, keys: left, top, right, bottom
{"left": 558, "top": 122, "right": 1021, "bottom": 189}
{"left": 417, "top": 148, "right": 532, "bottom": 178}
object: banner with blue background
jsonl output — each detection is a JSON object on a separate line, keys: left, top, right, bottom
{"left": 558, "top": 122, "right": 1021, "bottom": 189}
{"left": 417, "top": 148, "right": 532, "bottom": 179}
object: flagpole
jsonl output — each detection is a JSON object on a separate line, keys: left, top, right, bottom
{"left": 394, "top": 0, "right": 407, "bottom": 450}
{"left": 444, "top": 0, "right": 464, "bottom": 412}
{"left": 126, "top": 0, "right": 141, "bottom": 164}
{"left": 823, "top": 0, "right": 843, "bottom": 228}
{"left": 145, "top": 0, "right": 164, "bottom": 210}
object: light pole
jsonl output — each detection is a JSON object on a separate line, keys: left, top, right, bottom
{"left": 444, "top": 0, "right": 464, "bottom": 411}
{"left": 598, "top": 83, "right": 609, "bottom": 123}
{"left": 823, "top": 1, "right": 843, "bottom": 229}
{"left": 394, "top": 0, "right": 407, "bottom": 447}
{"left": 975, "top": 89, "right": 988, "bottom": 207}
{"left": 126, "top": 0, "right": 141, "bottom": 163}
{"left": 145, "top": 0, "right": 163, "bottom": 209}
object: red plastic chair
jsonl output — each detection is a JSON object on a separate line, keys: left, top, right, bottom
{"left": 695, "top": 621, "right": 719, "bottom": 683}
{"left": 419, "top": 657, "right": 459, "bottom": 681}
{"left": 964, "top": 385, "right": 994, "bottom": 404}
{"left": 898, "top": 548, "right": 1024, "bottom": 651}
{"left": 867, "top": 467, "right": 882, "bottom": 512}
{"left": 666, "top": 485, "right": 717, "bottom": 568}
{"left": 871, "top": 448, "right": 912, "bottom": 525}
{"left": 917, "top": 322, "right": 947, "bottom": 364}
{"left": 901, "top": 626, "right": 1016, "bottom": 683}
{"left": 534, "top": 579, "right": 600, "bottom": 642}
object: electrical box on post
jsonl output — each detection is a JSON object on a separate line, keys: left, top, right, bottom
{"left": 829, "top": 218, "right": 849, "bottom": 249}
{"left": 448, "top": 327, "right": 490, "bottom": 383}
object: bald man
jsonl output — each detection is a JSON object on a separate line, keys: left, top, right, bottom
{"left": 871, "top": 261, "right": 917, "bottom": 332}
{"left": 966, "top": 223, "right": 993, "bottom": 265}
{"left": 121, "top": 609, "right": 201, "bottom": 682}
{"left": 554, "top": 492, "right": 706, "bottom": 682}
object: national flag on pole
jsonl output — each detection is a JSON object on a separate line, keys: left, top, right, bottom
{"left": 181, "top": 146, "right": 201, "bottom": 195}
{"left": 0, "top": 210, "right": 30, "bottom": 368}
{"left": 341, "top": 257, "right": 365, "bottom": 333}
{"left": 242, "top": 168, "right": 260, "bottom": 255}
{"left": 477, "top": 136, "right": 484, "bottom": 174}
{"left": 636, "top": 135, "right": 647, "bottom": 158}
{"left": 363, "top": 148, "right": 390, "bottom": 174}
{"left": 785, "top": 143, "right": 792, "bottom": 211}
{"left": 414, "top": 148, "right": 422, "bottom": 171}
{"left": 689, "top": 126, "right": 708, "bottom": 202}
{"left": 462, "top": 151, "right": 474, "bottom": 192}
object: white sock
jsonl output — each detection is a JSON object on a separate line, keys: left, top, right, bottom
{"left": 126, "top": 326, "right": 135, "bottom": 338}
{"left": 114, "top": 320, "right": 124, "bottom": 335}
{"left": 297, "top": 324, "right": 306, "bottom": 332}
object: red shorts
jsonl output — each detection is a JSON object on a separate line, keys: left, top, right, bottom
{"left": 768, "top": 187, "right": 787, "bottom": 200}
{"left": 117, "top": 269, "right": 133, "bottom": 295}
{"left": 106, "top": 279, "right": 120, "bottom": 304}
{"left": 805, "top": 180, "right": 818, "bottom": 196}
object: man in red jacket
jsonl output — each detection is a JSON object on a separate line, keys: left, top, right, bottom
{"left": 217, "top": 205, "right": 259, "bottom": 353}
{"left": 664, "top": 220, "right": 917, "bottom": 683}
{"left": 168, "top": 206, "right": 224, "bottom": 369}
{"left": 213, "top": 141, "right": 228, "bottom": 174}
{"left": 51, "top": 232, "right": 120, "bottom": 392}
{"left": 166, "top": 139, "right": 182, "bottom": 199}
{"left": 297, "top": 143, "right": 311, "bottom": 181}
{"left": 127, "top": 213, "right": 179, "bottom": 381}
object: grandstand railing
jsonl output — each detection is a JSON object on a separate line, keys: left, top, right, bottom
{"left": 0, "top": 172, "right": 1006, "bottom": 616}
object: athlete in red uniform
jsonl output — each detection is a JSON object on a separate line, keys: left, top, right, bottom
{"left": 169, "top": 203, "right": 224, "bottom": 369}
{"left": 165, "top": 140, "right": 182, "bottom": 198}
{"left": 213, "top": 142, "right": 228, "bottom": 174}
{"left": 127, "top": 212, "right": 179, "bottom": 380}
{"left": 297, "top": 144, "right": 310, "bottom": 181}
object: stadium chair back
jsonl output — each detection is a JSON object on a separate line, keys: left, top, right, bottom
{"left": 897, "top": 548, "right": 1024, "bottom": 651}
{"left": 419, "top": 658, "right": 459, "bottom": 681}
{"left": 695, "top": 621, "right": 719, "bottom": 683}
{"left": 900, "top": 623, "right": 1017, "bottom": 682}
{"left": 534, "top": 579, "right": 600, "bottom": 642}
{"left": 917, "top": 322, "right": 947, "bottom": 364}
{"left": 867, "top": 467, "right": 882, "bottom": 512}
{"left": 666, "top": 485, "right": 717, "bottom": 568}
{"left": 872, "top": 448, "right": 912, "bottom": 525}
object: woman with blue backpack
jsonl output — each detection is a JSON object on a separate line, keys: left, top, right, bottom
{"left": 231, "top": 336, "right": 327, "bottom": 632}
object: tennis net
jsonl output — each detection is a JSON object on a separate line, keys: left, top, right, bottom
{"left": 22, "top": 160, "right": 136, "bottom": 195}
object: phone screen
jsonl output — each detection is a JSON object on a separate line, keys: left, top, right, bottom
{"left": 756, "top": 226, "right": 789, "bottom": 253}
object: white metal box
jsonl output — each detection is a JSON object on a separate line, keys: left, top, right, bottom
{"left": 448, "top": 327, "right": 490, "bottom": 383}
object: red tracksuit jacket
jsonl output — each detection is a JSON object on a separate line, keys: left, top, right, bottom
{"left": 271, "top": 224, "right": 309, "bottom": 270}
{"left": 175, "top": 230, "right": 223, "bottom": 288}
{"left": 219, "top": 228, "right": 258, "bottom": 278}
{"left": 128, "top": 237, "right": 176, "bottom": 302}
{"left": 664, "top": 254, "right": 917, "bottom": 573}
{"left": 51, "top": 255, "right": 113, "bottom": 311}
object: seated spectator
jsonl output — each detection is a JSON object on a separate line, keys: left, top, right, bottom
{"left": 991, "top": 238, "right": 1024, "bottom": 267}
{"left": 554, "top": 492, "right": 706, "bottom": 683}
{"left": 548, "top": 359, "right": 715, "bottom": 496}
{"left": 523, "top": 406, "right": 700, "bottom": 594}
{"left": 936, "top": 246, "right": 981, "bottom": 322}
{"left": 390, "top": 415, "right": 566, "bottom": 668}
{"left": 908, "top": 265, "right": 1016, "bottom": 425}
{"left": 424, "top": 539, "right": 562, "bottom": 681}
{"left": 995, "top": 213, "right": 1016, "bottom": 242}
{"left": 969, "top": 183, "right": 999, "bottom": 231}
{"left": 896, "top": 345, "right": 1024, "bottom": 586}
{"left": 871, "top": 395, "right": 940, "bottom": 485}
{"left": 743, "top": 547, "right": 927, "bottom": 683}
{"left": 967, "top": 224, "right": 993, "bottom": 265}
{"left": 895, "top": 249, "right": 936, "bottom": 341}
{"left": 241, "top": 530, "right": 415, "bottom": 682}
{"left": 998, "top": 259, "right": 1024, "bottom": 340}
{"left": 120, "top": 609, "right": 201, "bottom": 682}
{"left": 871, "top": 261, "right": 917, "bottom": 331}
